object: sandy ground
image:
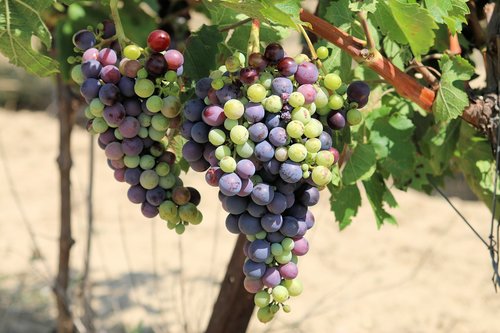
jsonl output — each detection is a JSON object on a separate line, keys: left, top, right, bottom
{"left": 0, "top": 109, "right": 499, "bottom": 333}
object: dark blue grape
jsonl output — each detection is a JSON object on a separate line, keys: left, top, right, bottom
{"left": 183, "top": 98, "right": 205, "bottom": 122}
{"left": 73, "top": 30, "right": 96, "bottom": 51}
{"left": 99, "top": 83, "right": 120, "bottom": 106}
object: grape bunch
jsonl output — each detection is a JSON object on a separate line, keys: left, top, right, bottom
{"left": 181, "top": 43, "right": 370, "bottom": 321}
{"left": 71, "top": 24, "right": 202, "bottom": 234}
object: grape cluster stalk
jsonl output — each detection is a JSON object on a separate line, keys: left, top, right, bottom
{"left": 181, "top": 43, "right": 370, "bottom": 321}
{"left": 71, "top": 24, "right": 202, "bottom": 234}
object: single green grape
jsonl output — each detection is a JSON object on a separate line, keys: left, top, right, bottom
{"left": 328, "top": 94, "right": 344, "bottom": 110}
{"left": 123, "top": 44, "right": 142, "bottom": 60}
{"left": 316, "top": 46, "right": 329, "bottom": 60}
{"left": 324, "top": 73, "right": 342, "bottom": 91}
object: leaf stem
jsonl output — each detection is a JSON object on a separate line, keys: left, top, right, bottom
{"left": 297, "top": 24, "right": 326, "bottom": 74}
{"left": 219, "top": 18, "right": 253, "bottom": 32}
{"left": 357, "top": 11, "right": 375, "bottom": 52}
{"left": 109, "top": 0, "right": 130, "bottom": 48}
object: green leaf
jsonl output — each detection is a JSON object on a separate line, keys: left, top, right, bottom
{"left": 372, "top": 1, "right": 407, "bottom": 45}
{"left": 456, "top": 122, "right": 500, "bottom": 220}
{"left": 183, "top": 25, "right": 224, "bottom": 80}
{"left": 425, "top": 0, "right": 469, "bottom": 34}
{"left": 387, "top": 0, "right": 438, "bottom": 56}
{"left": 362, "top": 172, "right": 397, "bottom": 228}
{"left": 342, "top": 143, "right": 377, "bottom": 185}
{"left": 422, "top": 119, "right": 461, "bottom": 174}
{"left": 328, "top": 183, "right": 362, "bottom": 230}
{"left": 433, "top": 55, "right": 474, "bottom": 121}
{"left": 0, "top": 0, "right": 59, "bottom": 76}
{"left": 206, "top": 0, "right": 303, "bottom": 28}
{"left": 349, "top": 0, "right": 378, "bottom": 13}
{"left": 324, "top": 0, "right": 353, "bottom": 31}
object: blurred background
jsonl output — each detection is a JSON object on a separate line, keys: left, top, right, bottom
{"left": 1, "top": 1, "right": 499, "bottom": 333}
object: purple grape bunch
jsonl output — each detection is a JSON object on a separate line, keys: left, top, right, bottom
{"left": 71, "top": 24, "right": 202, "bottom": 234}
{"left": 181, "top": 43, "right": 370, "bottom": 321}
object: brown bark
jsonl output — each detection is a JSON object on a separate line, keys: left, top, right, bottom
{"left": 205, "top": 234, "right": 254, "bottom": 333}
{"left": 54, "top": 75, "right": 76, "bottom": 333}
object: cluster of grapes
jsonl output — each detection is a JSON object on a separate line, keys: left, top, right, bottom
{"left": 180, "top": 43, "right": 370, "bottom": 321}
{"left": 71, "top": 24, "right": 202, "bottom": 234}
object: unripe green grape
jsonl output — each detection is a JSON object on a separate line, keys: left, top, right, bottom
{"left": 291, "top": 107, "right": 311, "bottom": 124}
{"left": 346, "top": 108, "right": 363, "bottom": 125}
{"left": 135, "top": 78, "right": 155, "bottom": 98}
{"left": 165, "top": 70, "right": 177, "bottom": 82}
{"left": 316, "top": 46, "right": 329, "bottom": 60}
{"left": 316, "top": 150, "right": 335, "bottom": 167}
{"left": 311, "top": 165, "right": 332, "bottom": 186}
{"left": 137, "top": 68, "right": 148, "bottom": 79}
{"left": 262, "top": 95, "right": 282, "bottom": 113}
{"left": 236, "top": 140, "right": 255, "bottom": 158}
{"left": 224, "top": 118, "right": 238, "bottom": 130}
{"left": 140, "top": 170, "right": 160, "bottom": 189}
{"left": 246, "top": 234, "right": 256, "bottom": 242}
{"left": 316, "top": 106, "right": 331, "bottom": 116}
{"left": 314, "top": 86, "right": 329, "bottom": 109}
{"left": 282, "top": 278, "right": 303, "bottom": 297}
{"left": 288, "top": 143, "right": 308, "bottom": 162}
{"left": 294, "top": 53, "right": 310, "bottom": 64}
{"left": 282, "top": 304, "right": 291, "bottom": 313}
{"left": 303, "top": 170, "right": 310, "bottom": 178}
{"left": 282, "top": 238, "right": 294, "bottom": 251}
{"left": 179, "top": 203, "right": 198, "bottom": 223}
{"left": 255, "top": 230, "right": 267, "bottom": 240}
{"left": 191, "top": 211, "right": 203, "bottom": 225}
{"left": 148, "top": 127, "right": 165, "bottom": 141}
{"left": 304, "top": 118, "right": 323, "bottom": 138}
{"left": 306, "top": 102, "right": 316, "bottom": 115}
{"left": 275, "top": 146, "right": 288, "bottom": 162}
{"left": 90, "top": 98, "right": 105, "bottom": 117}
{"left": 219, "top": 156, "right": 237, "bottom": 173}
{"left": 175, "top": 223, "right": 185, "bottom": 235}
{"left": 92, "top": 117, "right": 108, "bottom": 133}
{"left": 275, "top": 250, "right": 292, "bottom": 264}
{"left": 286, "top": 120, "right": 305, "bottom": 139}
{"left": 270, "top": 304, "right": 280, "bottom": 313}
{"left": 328, "top": 94, "right": 344, "bottom": 110}
{"left": 257, "top": 306, "right": 274, "bottom": 323}
{"left": 123, "top": 155, "right": 141, "bottom": 169}
{"left": 140, "top": 155, "right": 155, "bottom": 170}
{"left": 156, "top": 162, "right": 170, "bottom": 176}
{"left": 254, "top": 291, "right": 271, "bottom": 308}
{"left": 146, "top": 95, "right": 163, "bottom": 113}
{"left": 324, "top": 73, "right": 342, "bottom": 91}
{"left": 336, "top": 83, "right": 348, "bottom": 95}
{"left": 209, "top": 70, "right": 223, "bottom": 79}
{"left": 259, "top": 72, "right": 274, "bottom": 89}
{"left": 301, "top": 164, "right": 309, "bottom": 171}
{"left": 123, "top": 44, "right": 142, "bottom": 60}
{"left": 247, "top": 84, "right": 267, "bottom": 103}
{"left": 161, "top": 95, "right": 181, "bottom": 118}
{"left": 151, "top": 114, "right": 169, "bottom": 131}
{"left": 305, "top": 138, "right": 321, "bottom": 153}
{"left": 288, "top": 92, "right": 305, "bottom": 108}
{"left": 114, "top": 129, "right": 124, "bottom": 140}
{"left": 215, "top": 145, "right": 232, "bottom": 160}
{"left": 272, "top": 285, "right": 289, "bottom": 303}
{"left": 138, "top": 127, "right": 148, "bottom": 138}
{"left": 159, "top": 174, "right": 176, "bottom": 189}
{"left": 271, "top": 243, "right": 284, "bottom": 256}
{"left": 159, "top": 200, "right": 177, "bottom": 219}
{"left": 235, "top": 52, "right": 245, "bottom": 68}
{"left": 84, "top": 107, "right": 94, "bottom": 119}
{"left": 230, "top": 125, "right": 249, "bottom": 145}
{"left": 211, "top": 78, "right": 224, "bottom": 90}
{"left": 138, "top": 113, "right": 151, "bottom": 127}
{"left": 209, "top": 128, "right": 226, "bottom": 146}
{"left": 71, "top": 65, "right": 85, "bottom": 84}
{"left": 225, "top": 55, "right": 241, "bottom": 72}
{"left": 224, "top": 99, "right": 245, "bottom": 119}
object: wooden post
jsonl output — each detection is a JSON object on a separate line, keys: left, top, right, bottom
{"left": 205, "top": 234, "right": 255, "bottom": 333}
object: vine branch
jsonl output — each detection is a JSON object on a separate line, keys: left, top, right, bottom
{"left": 357, "top": 11, "right": 375, "bottom": 52}
{"left": 109, "top": 0, "right": 130, "bottom": 48}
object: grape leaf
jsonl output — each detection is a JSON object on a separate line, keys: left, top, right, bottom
{"left": 0, "top": 0, "right": 59, "bottom": 76}
{"left": 433, "top": 54, "right": 474, "bottom": 121}
{"left": 373, "top": 0, "right": 438, "bottom": 56}
{"left": 456, "top": 123, "right": 500, "bottom": 220}
{"left": 421, "top": 118, "right": 461, "bottom": 174}
{"left": 349, "top": 0, "right": 378, "bottom": 13}
{"left": 328, "top": 183, "right": 362, "bottom": 230}
{"left": 362, "top": 172, "right": 397, "bottom": 228}
{"left": 206, "top": 0, "right": 303, "bottom": 28}
{"left": 342, "top": 143, "right": 377, "bottom": 185}
{"left": 183, "top": 25, "right": 224, "bottom": 80}
{"left": 425, "top": 0, "right": 469, "bottom": 34}
{"left": 369, "top": 112, "right": 416, "bottom": 188}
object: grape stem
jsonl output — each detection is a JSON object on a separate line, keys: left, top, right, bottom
{"left": 408, "top": 60, "right": 440, "bottom": 91}
{"left": 247, "top": 19, "right": 261, "bottom": 60}
{"left": 297, "top": 24, "right": 326, "bottom": 75}
{"left": 219, "top": 18, "right": 253, "bottom": 32}
{"left": 109, "top": 0, "right": 131, "bottom": 48}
